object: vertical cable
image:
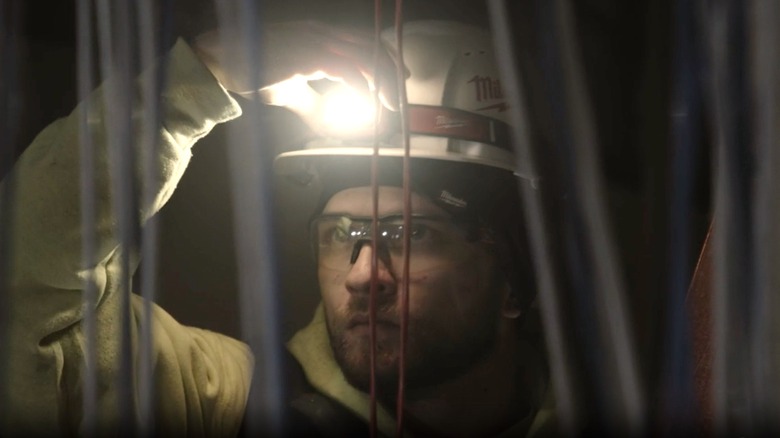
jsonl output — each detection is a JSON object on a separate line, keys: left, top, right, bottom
{"left": 705, "top": 0, "right": 753, "bottom": 433}
{"left": 487, "top": 0, "right": 578, "bottom": 433}
{"left": 550, "top": 0, "right": 645, "bottom": 431}
{"left": 555, "top": 0, "right": 645, "bottom": 433}
{"left": 0, "top": 0, "right": 21, "bottom": 427}
{"left": 369, "top": 1, "right": 384, "bottom": 437}
{"left": 0, "top": 0, "right": 20, "bottom": 177}
{"left": 76, "top": 0, "right": 99, "bottom": 435}
{"left": 136, "top": 0, "right": 173, "bottom": 434}
{"left": 392, "top": 0, "right": 410, "bottom": 435}
{"left": 749, "top": 0, "right": 780, "bottom": 431}
{"left": 212, "top": 2, "right": 285, "bottom": 435}
{"left": 95, "top": 0, "right": 138, "bottom": 433}
{"left": 706, "top": 4, "right": 730, "bottom": 432}
{"left": 534, "top": 0, "right": 646, "bottom": 434}
{"left": 137, "top": 0, "right": 157, "bottom": 428}
{"left": 663, "top": 0, "right": 700, "bottom": 431}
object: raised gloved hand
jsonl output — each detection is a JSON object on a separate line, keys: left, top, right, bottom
{"left": 192, "top": 20, "right": 400, "bottom": 115}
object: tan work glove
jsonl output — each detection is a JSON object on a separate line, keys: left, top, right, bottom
{"left": 192, "top": 20, "right": 400, "bottom": 136}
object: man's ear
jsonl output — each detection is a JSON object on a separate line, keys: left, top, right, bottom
{"left": 501, "top": 283, "right": 523, "bottom": 319}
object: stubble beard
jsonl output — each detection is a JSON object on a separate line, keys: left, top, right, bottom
{"left": 326, "top": 307, "right": 500, "bottom": 400}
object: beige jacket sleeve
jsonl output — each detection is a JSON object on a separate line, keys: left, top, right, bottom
{"left": 2, "top": 39, "right": 252, "bottom": 437}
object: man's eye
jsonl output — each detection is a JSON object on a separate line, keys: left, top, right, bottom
{"left": 409, "top": 224, "right": 431, "bottom": 241}
{"left": 380, "top": 223, "right": 438, "bottom": 246}
{"left": 319, "top": 226, "right": 350, "bottom": 245}
{"left": 332, "top": 227, "right": 350, "bottom": 243}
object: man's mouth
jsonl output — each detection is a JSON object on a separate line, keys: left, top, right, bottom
{"left": 347, "top": 314, "right": 399, "bottom": 330}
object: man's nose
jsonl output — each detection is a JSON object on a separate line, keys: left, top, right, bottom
{"left": 344, "top": 242, "right": 396, "bottom": 295}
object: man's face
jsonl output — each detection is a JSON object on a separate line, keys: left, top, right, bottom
{"left": 317, "top": 185, "right": 507, "bottom": 395}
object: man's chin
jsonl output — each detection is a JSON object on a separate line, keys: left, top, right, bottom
{"left": 342, "top": 364, "right": 404, "bottom": 399}
{"left": 331, "top": 335, "right": 400, "bottom": 392}
{"left": 341, "top": 363, "right": 400, "bottom": 394}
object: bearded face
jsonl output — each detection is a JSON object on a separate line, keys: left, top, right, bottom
{"left": 317, "top": 186, "right": 506, "bottom": 396}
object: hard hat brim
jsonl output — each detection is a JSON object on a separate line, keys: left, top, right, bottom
{"left": 274, "top": 141, "right": 534, "bottom": 182}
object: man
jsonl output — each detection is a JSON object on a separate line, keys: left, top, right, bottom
{"left": 281, "top": 158, "right": 550, "bottom": 437}
{"left": 2, "top": 18, "right": 552, "bottom": 437}
{"left": 246, "top": 20, "right": 552, "bottom": 437}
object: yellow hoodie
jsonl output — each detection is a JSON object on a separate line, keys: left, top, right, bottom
{"left": 3, "top": 39, "right": 250, "bottom": 436}
{"left": 288, "top": 306, "right": 556, "bottom": 438}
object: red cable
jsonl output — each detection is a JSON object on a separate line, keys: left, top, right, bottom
{"left": 368, "top": 0, "right": 383, "bottom": 437}
{"left": 393, "top": 0, "right": 411, "bottom": 436}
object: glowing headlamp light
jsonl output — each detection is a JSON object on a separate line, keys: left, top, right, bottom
{"left": 261, "top": 74, "right": 377, "bottom": 138}
{"left": 263, "top": 74, "right": 511, "bottom": 147}
{"left": 319, "top": 86, "right": 376, "bottom": 136}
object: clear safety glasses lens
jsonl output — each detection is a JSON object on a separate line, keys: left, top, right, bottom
{"left": 311, "top": 214, "right": 480, "bottom": 273}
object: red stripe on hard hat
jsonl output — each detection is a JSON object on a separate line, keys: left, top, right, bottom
{"left": 407, "top": 104, "right": 511, "bottom": 150}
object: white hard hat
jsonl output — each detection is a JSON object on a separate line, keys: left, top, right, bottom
{"left": 274, "top": 20, "right": 533, "bottom": 180}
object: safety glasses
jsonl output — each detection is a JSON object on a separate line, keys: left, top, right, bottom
{"left": 310, "top": 213, "right": 492, "bottom": 273}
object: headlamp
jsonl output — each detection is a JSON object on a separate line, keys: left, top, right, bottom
{"left": 262, "top": 76, "right": 378, "bottom": 138}
{"left": 267, "top": 79, "right": 509, "bottom": 142}
{"left": 318, "top": 86, "right": 376, "bottom": 137}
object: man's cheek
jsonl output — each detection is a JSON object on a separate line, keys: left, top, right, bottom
{"left": 319, "top": 267, "right": 346, "bottom": 285}
{"left": 406, "top": 274, "right": 462, "bottom": 313}
{"left": 320, "top": 276, "right": 349, "bottom": 309}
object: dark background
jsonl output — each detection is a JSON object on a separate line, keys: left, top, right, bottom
{"left": 4, "top": 0, "right": 711, "bottom": 426}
